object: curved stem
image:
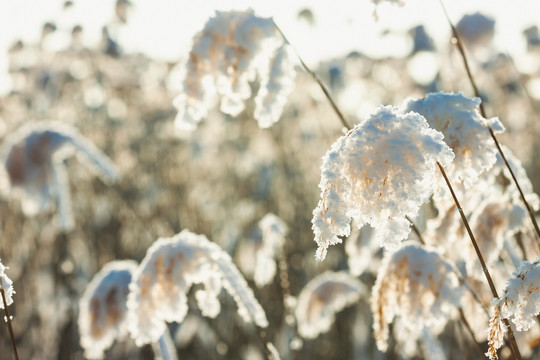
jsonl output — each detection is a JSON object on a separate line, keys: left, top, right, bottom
{"left": 273, "top": 21, "right": 351, "bottom": 131}
{"left": 438, "top": 0, "right": 540, "bottom": 246}
{"left": 437, "top": 162, "right": 522, "bottom": 360}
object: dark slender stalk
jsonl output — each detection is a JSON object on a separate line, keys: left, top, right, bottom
{"left": 437, "top": 162, "right": 522, "bottom": 360}
{"left": 1, "top": 289, "right": 19, "bottom": 360}
{"left": 405, "top": 215, "right": 425, "bottom": 245}
{"left": 458, "top": 308, "right": 486, "bottom": 359}
{"left": 273, "top": 21, "right": 351, "bottom": 131}
{"left": 438, "top": 0, "right": 540, "bottom": 246}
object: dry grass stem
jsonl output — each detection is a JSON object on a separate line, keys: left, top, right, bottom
{"left": 1, "top": 289, "right": 19, "bottom": 360}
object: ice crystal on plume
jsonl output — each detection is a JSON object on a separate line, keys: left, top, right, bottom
{"left": 401, "top": 92, "right": 503, "bottom": 189}
{"left": 0, "top": 121, "right": 120, "bottom": 230}
{"left": 312, "top": 105, "right": 453, "bottom": 260}
{"left": 174, "top": 9, "right": 295, "bottom": 130}
{"left": 78, "top": 260, "right": 137, "bottom": 359}
{"left": 0, "top": 259, "right": 14, "bottom": 309}
{"left": 371, "top": 245, "right": 462, "bottom": 352}
{"left": 295, "top": 272, "right": 364, "bottom": 339}
{"left": 487, "top": 257, "right": 540, "bottom": 359}
{"left": 127, "top": 230, "right": 268, "bottom": 346}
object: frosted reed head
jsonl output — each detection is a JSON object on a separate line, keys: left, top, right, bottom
{"left": 127, "top": 229, "right": 268, "bottom": 346}
{"left": 0, "top": 260, "right": 15, "bottom": 309}
{"left": 312, "top": 105, "right": 453, "bottom": 260}
{"left": 370, "top": 244, "right": 462, "bottom": 352}
{"left": 78, "top": 260, "right": 137, "bottom": 359}
{"left": 295, "top": 272, "right": 364, "bottom": 339}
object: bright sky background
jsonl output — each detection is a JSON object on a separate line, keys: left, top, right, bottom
{"left": 0, "top": 0, "right": 538, "bottom": 66}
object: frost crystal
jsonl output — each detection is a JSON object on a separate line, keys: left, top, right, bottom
{"left": 312, "top": 105, "right": 453, "bottom": 259}
{"left": 79, "top": 260, "right": 137, "bottom": 359}
{"left": 254, "top": 213, "right": 288, "bottom": 287}
{"left": 127, "top": 229, "right": 268, "bottom": 346}
{"left": 0, "top": 260, "right": 15, "bottom": 309}
{"left": 295, "top": 272, "right": 364, "bottom": 339}
{"left": 0, "top": 121, "right": 120, "bottom": 230}
{"left": 487, "top": 257, "right": 540, "bottom": 360}
{"left": 401, "top": 92, "right": 503, "bottom": 189}
{"left": 174, "top": 9, "right": 295, "bottom": 130}
{"left": 370, "top": 245, "right": 462, "bottom": 352}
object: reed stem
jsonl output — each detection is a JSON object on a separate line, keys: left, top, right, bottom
{"left": 438, "top": 0, "right": 540, "bottom": 246}
{"left": 437, "top": 162, "right": 522, "bottom": 360}
{"left": 273, "top": 21, "right": 351, "bottom": 131}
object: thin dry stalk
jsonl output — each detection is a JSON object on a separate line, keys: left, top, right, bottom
{"left": 458, "top": 308, "right": 486, "bottom": 359}
{"left": 437, "top": 162, "right": 522, "bottom": 360}
{"left": 1, "top": 288, "right": 19, "bottom": 360}
{"left": 438, "top": 0, "right": 540, "bottom": 246}
{"left": 272, "top": 21, "right": 351, "bottom": 130}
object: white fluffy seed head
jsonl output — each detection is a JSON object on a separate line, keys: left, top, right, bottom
{"left": 0, "top": 259, "right": 15, "bottom": 309}
{"left": 78, "top": 260, "right": 137, "bottom": 359}
{"left": 401, "top": 92, "right": 503, "bottom": 189}
{"left": 0, "top": 121, "right": 120, "bottom": 230}
{"left": 127, "top": 229, "right": 268, "bottom": 346}
{"left": 312, "top": 105, "right": 454, "bottom": 259}
{"left": 295, "top": 272, "right": 364, "bottom": 339}
{"left": 174, "top": 9, "right": 295, "bottom": 130}
{"left": 370, "top": 244, "right": 462, "bottom": 352}
{"left": 253, "top": 213, "right": 288, "bottom": 287}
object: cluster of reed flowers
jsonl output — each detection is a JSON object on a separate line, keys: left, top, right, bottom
{"left": 173, "top": 9, "right": 295, "bottom": 130}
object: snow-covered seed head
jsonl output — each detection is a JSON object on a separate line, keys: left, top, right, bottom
{"left": 127, "top": 229, "right": 268, "bottom": 346}
{"left": 78, "top": 260, "right": 137, "bottom": 359}
{"left": 295, "top": 272, "right": 364, "bottom": 339}
{"left": 370, "top": 245, "right": 462, "bottom": 352}
{"left": 174, "top": 9, "right": 295, "bottom": 130}
{"left": 0, "top": 259, "right": 15, "bottom": 310}
{"left": 253, "top": 213, "right": 288, "bottom": 287}
{"left": 487, "top": 257, "right": 540, "bottom": 359}
{"left": 401, "top": 92, "right": 503, "bottom": 189}
{"left": 312, "top": 105, "right": 453, "bottom": 260}
{"left": 0, "top": 121, "right": 120, "bottom": 230}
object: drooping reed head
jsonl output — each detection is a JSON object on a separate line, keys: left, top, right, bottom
{"left": 78, "top": 260, "right": 137, "bottom": 359}
{"left": 312, "top": 105, "right": 453, "bottom": 259}
{"left": 295, "top": 272, "right": 364, "bottom": 339}
{"left": 127, "top": 229, "right": 268, "bottom": 346}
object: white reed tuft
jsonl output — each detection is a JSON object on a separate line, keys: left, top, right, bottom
{"left": 254, "top": 213, "right": 288, "bottom": 287}
{"left": 312, "top": 105, "right": 453, "bottom": 259}
{"left": 127, "top": 229, "right": 268, "bottom": 346}
{"left": 401, "top": 92, "right": 503, "bottom": 189}
{"left": 370, "top": 244, "right": 462, "bottom": 352}
{"left": 487, "top": 257, "right": 540, "bottom": 359}
{"left": 78, "top": 260, "right": 137, "bottom": 359}
{"left": 0, "top": 259, "right": 15, "bottom": 309}
{"left": 0, "top": 121, "right": 120, "bottom": 230}
{"left": 173, "top": 9, "right": 295, "bottom": 130}
{"left": 295, "top": 272, "right": 364, "bottom": 339}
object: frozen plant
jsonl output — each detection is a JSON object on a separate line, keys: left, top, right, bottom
{"left": 254, "top": 44, "right": 296, "bottom": 128}
{"left": 0, "top": 259, "right": 14, "bottom": 309}
{"left": 0, "top": 121, "right": 120, "bottom": 230}
{"left": 173, "top": 9, "right": 295, "bottom": 130}
{"left": 253, "top": 213, "right": 288, "bottom": 287}
{"left": 78, "top": 260, "right": 137, "bottom": 359}
{"left": 127, "top": 229, "right": 268, "bottom": 346}
{"left": 295, "top": 272, "right": 364, "bottom": 339}
{"left": 312, "top": 105, "right": 453, "bottom": 259}
{"left": 487, "top": 257, "right": 540, "bottom": 360}
{"left": 370, "top": 244, "right": 462, "bottom": 352}
{"left": 401, "top": 92, "right": 503, "bottom": 190}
